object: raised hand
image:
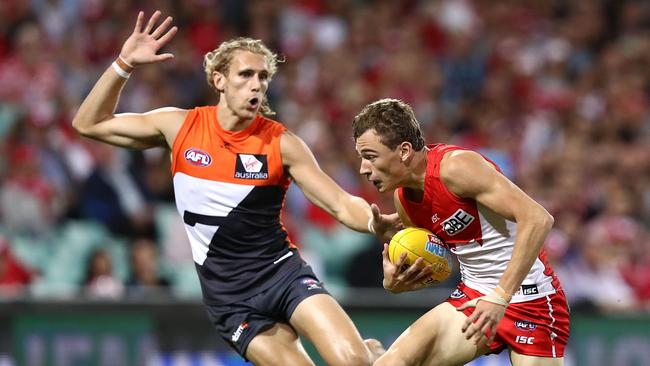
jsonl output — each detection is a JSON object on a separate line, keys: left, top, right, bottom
{"left": 120, "top": 11, "right": 178, "bottom": 67}
{"left": 381, "top": 244, "right": 432, "bottom": 293}
{"left": 369, "top": 203, "right": 403, "bottom": 242}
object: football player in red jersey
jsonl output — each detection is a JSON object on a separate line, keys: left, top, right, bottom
{"left": 352, "top": 99, "right": 570, "bottom": 366}
{"left": 72, "top": 10, "right": 398, "bottom": 366}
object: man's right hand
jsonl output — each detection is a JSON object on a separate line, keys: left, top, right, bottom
{"left": 369, "top": 203, "right": 403, "bottom": 243}
{"left": 120, "top": 11, "right": 178, "bottom": 67}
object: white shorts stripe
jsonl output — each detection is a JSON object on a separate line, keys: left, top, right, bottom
{"left": 546, "top": 295, "right": 557, "bottom": 357}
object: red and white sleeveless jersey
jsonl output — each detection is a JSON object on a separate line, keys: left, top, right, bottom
{"left": 397, "top": 144, "right": 561, "bottom": 303}
{"left": 170, "top": 106, "right": 300, "bottom": 305}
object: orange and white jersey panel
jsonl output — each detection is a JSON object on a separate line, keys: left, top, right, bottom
{"left": 171, "top": 106, "right": 300, "bottom": 305}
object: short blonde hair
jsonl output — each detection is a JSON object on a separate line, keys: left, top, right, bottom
{"left": 204, "top": 37, "right": 280, "bottom": 115}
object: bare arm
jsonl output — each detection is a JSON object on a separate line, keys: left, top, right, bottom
{"left": 442, "top": 150, "right": 553, "bottom": 344}
{"left": 281, "top": 130, "right": 372, "bottom": 232}
{"left": 441, "top": 150, "right": 554, "bottom": 296}
{"left": 72, "top": 11, "right": 183, "bottom": 149}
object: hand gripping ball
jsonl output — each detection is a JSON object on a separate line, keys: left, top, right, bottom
{"left": 389, "top": 227, "right": 453, "bottom": 285}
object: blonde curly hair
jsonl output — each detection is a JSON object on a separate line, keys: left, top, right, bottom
{"left": 204, "top": 37, "right": 280, "bottom": 116}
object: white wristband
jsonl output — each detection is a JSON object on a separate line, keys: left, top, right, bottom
{"left": 469, "top": 291, "right": 509, "bottom": 307}
{"left": 494, "top": 285, "right": 513, "bottom": 303}
{"left": 112, "top": 62, "right": 131, "bottom": 79}
{"left": 367, "top": 217, "right": 376, "bottom": 234}
{"left": 484, "top": 290, "right": 510, "bottom": 306}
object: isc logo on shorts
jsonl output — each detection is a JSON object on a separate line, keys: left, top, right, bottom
{"left": 184, "top": 148, "right": 212, "bottom": 167}
{"left": 515, "top": 335, "right": 535, "bottom": 344}
{"left": 441, "top": 209, "right": 475, "bottom": 236}
{"left": 235, "top": 154, "right": 268, "bottom": 179}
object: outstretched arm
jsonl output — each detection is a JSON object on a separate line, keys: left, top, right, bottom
{"left": 281, "top": 130, "right": 400, "bottom": 237}
{"left": 443, "top": 150, "right": 554, "bottom": 344}
{"left": 72, "top": 11, "right": 183, "bottom": 149}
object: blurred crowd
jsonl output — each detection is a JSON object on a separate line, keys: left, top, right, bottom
{"left": 0, "top": 0, "right": 649, "bottom": 312}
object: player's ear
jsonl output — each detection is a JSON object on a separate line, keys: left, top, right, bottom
{"left": 399, "top": 142, "right": 413, "bottom": 162}
{"left": 213, "top": 71, "right": 225, "bottom": 92}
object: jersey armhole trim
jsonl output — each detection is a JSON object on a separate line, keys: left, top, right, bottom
{"left": 436, "top": 149, "right": 472, "bottom": 204}
{"left": 274, "top": 123, "right": 292, "bottom": 186}
{"left": 397, "top": 188, "right": 416, "bottom": 226}
{"left": 170, "top": 107, "right": 201, "bottom": 174}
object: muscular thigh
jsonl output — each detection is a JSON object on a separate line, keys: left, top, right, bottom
{"left": 206, "top": 266, "right": 330, "bottom": 361}
{"left": 246, "top": 322, "right": 314, "bottom": 366}
{"left": 290, "top": 294, "right": 369, "bottom": 364}
{"left": 510, "top": 350, "right": 564, "bottom": 366}
{"left": 378, "top": 302, "right": 489, "bottom": 366}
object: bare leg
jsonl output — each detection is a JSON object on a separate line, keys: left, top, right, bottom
{"left": 291, "top": 294, "right": 380, "bottom": 366}
{"left": 374, "top": 302, "right": 490, "bottom": 366}
{"left": 510, "top": 350, "right": 564, "bottom": 366}
{"left": 246, "top": 322, "right": 315, "bottom": 366}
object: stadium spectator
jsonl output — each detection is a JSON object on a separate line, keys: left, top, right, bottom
{"left": 557, "top": 219, "right": 638, "bottom": 313}
{"left": 0, "top": 143, "right": 61, "bottom": 236}
{"left": 0, "top": 236, "right": 36, "bottom": 296}
{"left": 126, "top": 237, "right": 170, "bottom": 298}
{"left": 79, "top": 143, "right": 155, "bottom": 238}
{"left": 83, "top": 247, "right": 123, "bottom": 299}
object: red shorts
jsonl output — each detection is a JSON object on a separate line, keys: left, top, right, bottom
{"left": 447, "top": 283, "right": 570, "bottom": 358}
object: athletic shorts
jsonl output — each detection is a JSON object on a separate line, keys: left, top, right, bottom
{"left": 205, "top": 264, "right": 329, "bottom": 357}
{"left": 447, "top": 283, "right": 570, "bottom": 358}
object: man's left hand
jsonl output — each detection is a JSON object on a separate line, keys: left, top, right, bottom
{"left": 456, "top": 297, "right": 507, "bottom": 345}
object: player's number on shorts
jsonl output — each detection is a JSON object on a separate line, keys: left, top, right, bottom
{"left": 183, "top": 210, "right": 226, "bottom": 227}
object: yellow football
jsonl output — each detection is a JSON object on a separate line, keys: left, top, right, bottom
{"left": 388, "top": 227, "right": 453, "bottom": 285}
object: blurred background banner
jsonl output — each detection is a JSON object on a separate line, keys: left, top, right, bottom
{"left": 12, "top": 313, "right": 154, "bottom": 366}
{"left": 1, "top": 0, "right": 650, "bottom": 365}
{"left": 570, "top": 315, "right": 650, "bottom": 366}
{"left": 3, "top": 301, "right": 650, "bottom": 366}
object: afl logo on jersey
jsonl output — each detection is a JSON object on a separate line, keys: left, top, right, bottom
{"left": 184, "top": 148, "right": 212, "bottom": 167}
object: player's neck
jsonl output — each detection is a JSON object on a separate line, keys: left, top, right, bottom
{"left": 403, "top": 150, "right": 428, "bottom": 191}
{"left": 216, "top": 103, "right": 255, "bottom": 131}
